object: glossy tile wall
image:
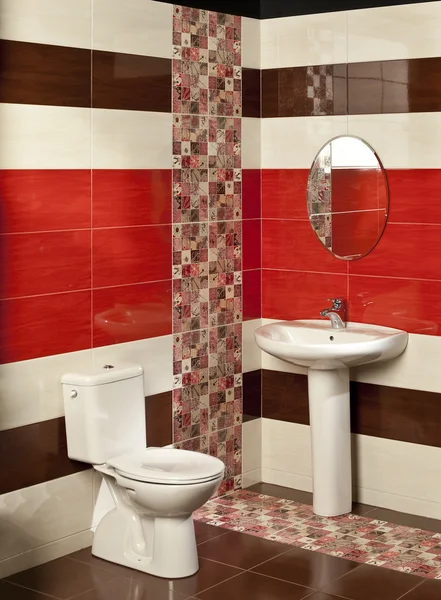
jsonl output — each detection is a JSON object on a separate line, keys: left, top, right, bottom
{"left": 259, "top": 0, "right": 441, "bottom": 520}
{"left": 0, "top": 0, "right": 259, "bottom": 577}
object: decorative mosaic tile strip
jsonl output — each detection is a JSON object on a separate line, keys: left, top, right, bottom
{"left": 306, "top": 65, "right": 334, "bottom": 116}
{"left": 172, "top": 5, "right": 242, "bottom": 494}
{"left": 195, "top": 491, "right": 441, "bottom": 579}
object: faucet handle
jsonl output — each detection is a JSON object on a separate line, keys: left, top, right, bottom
{"left": 327, "top": 297, "right": 345, "bottom": 309}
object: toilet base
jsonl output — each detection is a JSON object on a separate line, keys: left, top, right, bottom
{"left": 92, "top": 506, "right": 199, "bottom": 579}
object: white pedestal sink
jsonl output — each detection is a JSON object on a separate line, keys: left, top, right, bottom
{"left": 255, "top": 320, "right": 408, "bottom": 517}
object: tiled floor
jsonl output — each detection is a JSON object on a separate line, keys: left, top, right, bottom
{"left": 2, "top": 484, "right": 441, "bottom": 599}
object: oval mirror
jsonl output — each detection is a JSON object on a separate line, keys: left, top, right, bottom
{"left": 306, "top": 135, "right": 389, "bottom": 260}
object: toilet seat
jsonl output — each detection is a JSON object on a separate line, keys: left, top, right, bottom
{"left": 107, "top": 447, "right": 225, "bottom": 485}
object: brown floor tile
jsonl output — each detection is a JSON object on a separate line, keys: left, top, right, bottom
{"left": 247, "top": 483, "right": 313, "bottom": 505}
{"left": 367, "top": 507, "right": 441, "bottom": 533}
{"left": 195, "top": 522, "right": 228, "bottom": 545}
{"left": 0, "top": 581, "right": 53, "bottom": 599}
{"left": 323, "top": 564, "right": 422, "bottom": 600}
{"left": 400, "top": 579, "right": 441, "bottom": 599}
{"left": 170, "top": 558, "right": 242, "bottom": 597}
{"left": 68, "top": 548, "right": 240, "bottom": 596}
{"left": 68, "top": 576, "right": 191, "bottom": 599}
{"left": 305, "top": 593, "right": 350, "bottom": 600}
{"left": 5, "top": 557, "right": 116, "bottom": 599}
{"left": 195, "top": 571, "right": 313, "bottom": 600}
{"left": 197, "top": 530, "right": 289, "bottom": 569}
{"left": 252, "top": 546, "right": 360, "bottom": 589}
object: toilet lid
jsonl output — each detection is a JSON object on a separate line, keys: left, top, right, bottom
{"left": 107, "top": 448, "right": 225, "bottom": 484}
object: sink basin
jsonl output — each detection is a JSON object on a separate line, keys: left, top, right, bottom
{"left": 255, "top": 319, "right": 408, "bottom": 518}
{"left": 255, "top": 319, "right": 408, "bottom": 370}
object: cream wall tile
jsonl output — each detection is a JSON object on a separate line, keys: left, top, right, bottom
{"left": 261, "top": 12, "right": 346, "bottom": 69}
{"left": 93, "top": 0, "right": 172, "bottom": 58}
{"left": 242, "top": 319, "right": 262, "bottom": 373}
{"left": 0, "top": 471, "right": 93, "bottom": 562}
{"left": 0, "top": 335, "right": 172, "bottom": 432}
{"left": 356, "top": 434, "right": 441, "bottom": 506}
{"left": 261, "top": 418, "right": 312, "bottom": 479}
{"left": 261, "top": 468, "right": 312, "bottom": 492}
{"left": 0, "top": 104, "right": 91, "bottom": 169}
{"left": 242, "top": 117, "right": 261, "bottom": 169}
{"left": 0, "top": 349, "right": 93, "bottom": 431}
{"left": 242, "top": 469, "right": 262, "bottom": 488}
{"left": 93, "top": 109, "right": 172, "bottom": 169}
{"left": 348, "top": 113, "right": 441, "bottom": 169}
{"left": 353, "top": 333, "right": 441, "bottom": 394}
{"left": 242, "top": 418, "right": 262, "bottom": 473}
{"left": 347, "top": 1, "right": 441, "bottom": 63}
{"left": 0, "top": 530, "right": 93, "bottom": 579}
{"left": 261, "top": 419, "right": 441, "bottom": 519}
{"left": 92, "top": 335, "right": 173, "bottom": 397}
{"left": 262, "top": 116, "right": 347, "bottom": 169}
{"left": 242, "top": 17, "right": 261, "bottom": 69}
{"left": 0, "top": 0, "right": 91, "bottom": 48}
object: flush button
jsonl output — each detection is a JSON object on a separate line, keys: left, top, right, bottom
{"left": 70, "top": 390, "right": 78, "bottom": 399}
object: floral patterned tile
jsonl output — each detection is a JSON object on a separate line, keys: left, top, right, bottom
{"left": 194, "top": 490, "right": 441, "bottom": 579}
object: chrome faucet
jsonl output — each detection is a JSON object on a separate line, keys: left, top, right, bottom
{"left": 320, "top": 298, "right": 347, "bottom": 330}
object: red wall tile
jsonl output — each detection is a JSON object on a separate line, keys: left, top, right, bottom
{"left": 0, "top": 170, "right": 91, "bottom": 233}
{"left": 349, "top": 223, "right": 441, "bottom": 280}
{"left": 243, "top": 269, "right": 261, "bottom": 320}
{"left": 242, "top": 219, "right": 261, "bottom": 270}
{"left": 0, "top": 231, "right": 91, "bottom": 299}
{"left": 349, "top": 275, "right": 441, "bottom": 335}
{"left": 388, "top": 169, "right": 441, "bottom": 224}
{"left": 262, "top": 169, "right": 309, "bottom": 219}
{"left": 92, "top": 169, "right": 171, "bottom": 227}
{"left": 93, "top": 224, "right": 171, "bottom": 288}
{"left": 0, "top": 291, "right": 91, "bottom": 363}
{"left": 262, "top": 269, "right": 347, "bottom": 321}
{"left": 242, "top": 169, "right": 261, "bottom": 219}
{"left": 93, "top": 280, "right": 172, "bottom": 346}
{"left": 262, "top": 219, "right": 346, "bottom": 273}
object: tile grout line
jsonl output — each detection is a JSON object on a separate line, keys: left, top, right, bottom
{"left": 395, "top": 578, "right": 427, "bottom": 600}
{"left": 2, "top": 579, "right": 60, "bottom": 599}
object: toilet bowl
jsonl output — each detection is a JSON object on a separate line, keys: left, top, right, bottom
{"left": 61, "top": 364, "right": 225, "bottom": 579}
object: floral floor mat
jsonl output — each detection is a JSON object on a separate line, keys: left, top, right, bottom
{"left": 194, "top": 489, "right": 441, "bottom": 579}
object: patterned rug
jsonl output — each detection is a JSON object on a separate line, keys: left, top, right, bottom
{"left": 194, "top": 490, "right": 441, "bottom": 579}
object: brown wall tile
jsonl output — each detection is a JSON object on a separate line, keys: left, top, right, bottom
{"left": 350, "top": 381, "right": 441, "bottom": 448}
{"left": 145, "top": 391, "right": 172, "bottom": 447}
{"left": 348, "top": 57, "right": 441, "bottom": 115}
{"left": 93, "top": 51, "right": 171, "bottom": 112}
{"left": 242, "top": 67, "right": 261, "bottom": 118}
{"left": 243, "top": 370, "right": 262, "bottom": 421}
{"left": 262, "top": 65, "right": 347, "bottom": 118}
{"left": 0, "top": 418, "right": 90, "bottom": 495}
{"left": 262, "top": 369, "right": 309, "bottom": 424}
{"left": 262, "top": 369, "right": 441, "bottom": 449}
{"left": 0, "top": 40, "right": 91, "bottom": 108}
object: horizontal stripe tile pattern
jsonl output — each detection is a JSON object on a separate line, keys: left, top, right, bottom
{"left": 0, "top": 40, "right": 91, "bottom": 108}
{"left": 263, "top": 57, "right": 441, "bottom": 118}
{"left": 0, "top": 391, "right": 172, "bottom": 494}
{"left": 0, "top": 417, "right": 90, "bottom": 495}
{"left": 92, "top": 52, "right": 171, "bottom": 112}
{"left": 262, "top": 369, "right": 441, "bottom": 449}
{"left": 242, "top": 67, "right": 261, "bottom": 117}
{"left": 0, "top": 41, "right": 172, "bottom": 112}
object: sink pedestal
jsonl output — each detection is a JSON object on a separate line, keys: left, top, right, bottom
{"left": 308, "top": 368, "right": 351, "bottom": 517}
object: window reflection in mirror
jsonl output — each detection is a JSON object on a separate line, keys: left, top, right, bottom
{"left": 307, "top": 136, "right": 389, "bottom": 260}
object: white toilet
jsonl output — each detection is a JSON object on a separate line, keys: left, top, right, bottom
{"left": 61, "top": 363, "right": 224, "bottom": 579}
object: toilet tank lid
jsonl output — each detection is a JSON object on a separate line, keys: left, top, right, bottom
{"left": 61, "top": 363, "right": 143, "bottom": 386}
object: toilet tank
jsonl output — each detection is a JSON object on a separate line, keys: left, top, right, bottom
{"left": 61, "top": 363, "right": 146, "bottom": 464}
